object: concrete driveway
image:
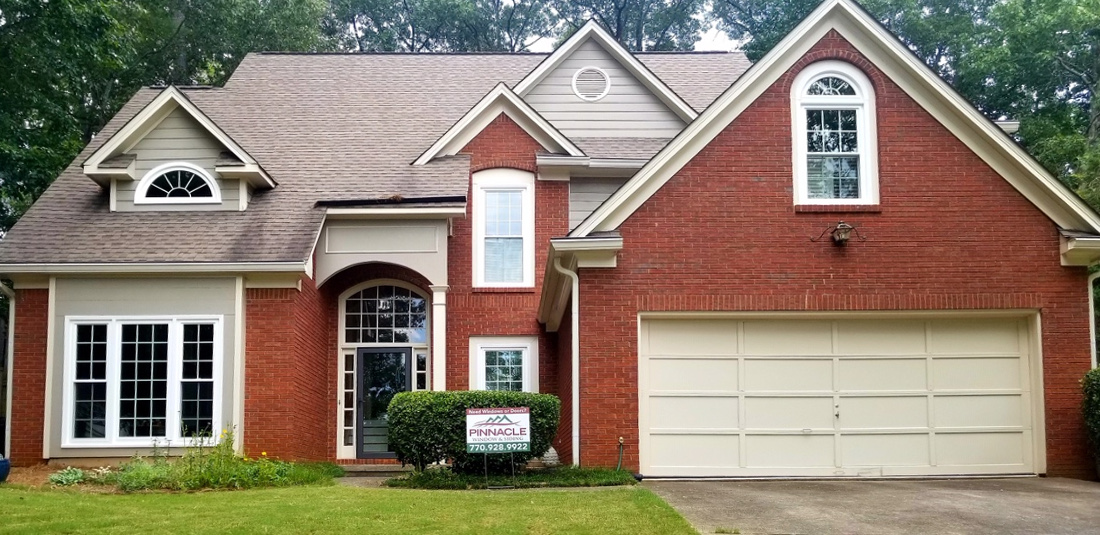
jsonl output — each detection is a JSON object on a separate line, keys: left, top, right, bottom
{"left": 645, "top": 478, "right": 1100, "bottom": 535}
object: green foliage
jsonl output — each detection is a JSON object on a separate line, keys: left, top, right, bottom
{"left": 551, "top": 0, "right": 705, "bottom": 51}
{"left": 387, "top": 390, "right": 560, "bottom": 474}
{"left": 47, "top": 467, "right": 86, "bottom": 486}
{"left": 385, "top": 465, "right": 636, "bottom": 489}
{"left": 1082, "top": 368, "right": 1100, "bottom": 456}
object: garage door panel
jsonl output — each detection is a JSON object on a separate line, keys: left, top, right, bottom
{"left": 745, "top": 397, "right": 834, "bottom": 429}
{"left": 742, "top": 320, "right": 833, "bottom": 355}
{"left": 933, "top": 395, "right": 1025, "bottom": 428}
{"left": 933, "top": 358, "right": 1022, "bottom": 391}
{"left": 841, "top": 396, "right": 928, "bottom": 429}
{"left": 649, "top": 396, "right": 739, "bottom": 430}
{"left": 645, "top": 320, "right": 739, "bottom": 356}
{"left": 649, "top": 358, "right": 737, "bottom": 392}
{"left": 745, "top": 359, "right": 832, "bottom": 392}
{"left": 837, "top": 320, "right": 926, "bottom": 355}
{"left": 841, "top": 434, "right": 930, "bottom": 466}
{"left": 746, "top": 435, "right": 835, "bottom": 467}
{"left": 930, "top": 319, "right": 1020, "bottom": 355}
{"left": 935, "top": 433, "right": 1026, "bottom": 466}
{"left": 648, "top": 434, "right": 739, "bottom": 474}
{"left": 838, "top": 359, "right": 927, "bottom": 391}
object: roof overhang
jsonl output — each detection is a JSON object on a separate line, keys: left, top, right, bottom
{"left": 324, "top": 206, "right": 467, "bottom": 219}
{"left": 414, "top": 83, "right": 584, "bottom": 165}
{"left": 1061, "top": 232, "right": 1100, "bottom": 266}
{"left": 569, "top": 0, "right": 1100, "bottom": 239}
{"left": 82, "top": 86, "right": 276, "bottom": 189}
{"left": 537, "top": 235, "right": 623, "bottom": 332}
{"left": 535, "top": 155, "right": 647, "bottom": 180}
{"left": 512, "top": 20, "right": 699, "bottom": 122}
{"left": 0, "top": 261, "right": 307, "bottom": 275}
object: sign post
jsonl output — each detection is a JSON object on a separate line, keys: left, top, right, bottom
{"left": 466, "top": 407, "right": 530, "bottom": 488}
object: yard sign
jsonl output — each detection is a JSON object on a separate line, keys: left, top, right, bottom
{"left": 466, "top": 407, "right": 531, "bottom": 453}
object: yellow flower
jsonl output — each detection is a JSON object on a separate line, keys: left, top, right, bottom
{"left": 261, "top": 451, "right": 267, "bottom": 456}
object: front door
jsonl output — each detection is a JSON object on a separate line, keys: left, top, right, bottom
{"left": 356, "top": 347, "right": 411, "bottom": 458}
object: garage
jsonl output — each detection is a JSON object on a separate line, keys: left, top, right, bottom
{"left": 638, "top": 315, "right": 1041, "bottom": 477}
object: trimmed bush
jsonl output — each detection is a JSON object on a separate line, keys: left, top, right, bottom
{"left": 1083, "top": 368, "right": 1100, "bottom": 462}
{"left": 388, "top": 390, "right": 561, "bottom": 474}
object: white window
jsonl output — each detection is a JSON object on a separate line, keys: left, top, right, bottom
{"left": 134, "top": 162, "right": 222, "bottom": 205}
{"left": 472, "top": 169, "right": 535, "bottom": 288}
{"left": 470, "top": 336, "right": 538, "bottom": 392}
{"left": 62, "top": 316, "right": 223, "bottom": 448}
{"left": 791, "top": 61, "right": 878, "bottom": 205}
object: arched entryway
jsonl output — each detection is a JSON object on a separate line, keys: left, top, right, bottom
{"left": 336, "top": 279, "right": 432, "bottom": 460}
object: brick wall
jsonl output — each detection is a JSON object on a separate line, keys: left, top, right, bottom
{"left": 244, "top": 287, "right": 297, "bottom": 458}
{"left": 9, "top": 289, "right": 48, "bottom": 466}
{"left": 575, "top": 32, "right": 1094, "bottom": 477}
{"left": 554, "top": 302, "right": 574, "bottom": 465}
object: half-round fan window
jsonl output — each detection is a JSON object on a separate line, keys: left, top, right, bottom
{"left": 806, "top": 76, "right": 856, "bottom": 96}
{"left": 135, "top": 163, "right": 222, "bottom": 205}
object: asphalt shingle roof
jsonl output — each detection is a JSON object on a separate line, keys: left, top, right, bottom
{"left": 0, "top": 50, "right": 749, "bottom": 265}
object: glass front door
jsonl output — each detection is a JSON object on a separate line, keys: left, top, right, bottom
{"left": 356, "top": 347, "right": 411, "bottom": 458}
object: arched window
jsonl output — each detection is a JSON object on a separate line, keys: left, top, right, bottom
{"left": 135, "top": 162, "right": 222, "bottom": 205}
{"left": 343, "top": 284, "right": 428, "bottom": 345}
{"left": 791, "top": 61, "right": 878, "bottom": 205}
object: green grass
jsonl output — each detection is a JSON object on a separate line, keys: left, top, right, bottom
{"left": 0, "top": 485, "right": 694, "bottom": 534}
{"left": 385, "top": 466, "right": 637, "bottom": 489}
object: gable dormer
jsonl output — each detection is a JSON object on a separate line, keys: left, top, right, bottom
{"left": 513, "top": 21, "right": 697, "bottom": 140}
{"left": 83, "top": 86, "right": 274, "bottom": 212}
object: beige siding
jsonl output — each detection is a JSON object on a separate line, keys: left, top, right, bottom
{"left": 570, "top": 177, "right": 628, "bottom": 229}
{"left": 115, "top": 107, "right": 241, "bottom": 212}
{"left": 525, "top": 39, "right": 686, "bottom": 138}
{"left": 49, "top": 277, "right": 238, "bottom": 458}
{"left": 315, "top": 220, "right": 449, "bottom": 286}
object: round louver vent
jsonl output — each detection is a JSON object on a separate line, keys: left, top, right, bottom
{"left": 571, "top": 66, "right": 611, "bottom": 101}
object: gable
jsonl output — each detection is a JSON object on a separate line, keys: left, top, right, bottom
{"left": 523, "top": 39, "right": 687, "bottom": 139}
{"left": 571, "top": 0, "right": 1100, "bottom": 243}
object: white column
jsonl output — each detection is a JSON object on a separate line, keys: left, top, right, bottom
{"left": 430, "top": 285, "right": 449, "bottom": 391}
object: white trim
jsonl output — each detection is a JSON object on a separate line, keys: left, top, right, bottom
{"left": 42, "top": 277, "right": 55, "bottom": 459}
{"left": 791, "top": 61, "right": 878, "bottom": 205}
{"left": 430, "top": 285, "right": 448, "bottom": 391}
{"left": 0, "top": 262, "right": 307, "bottom": 275}
{"left": 82, "top": 86, "right": 275, "bottom": 189}
{"left": 60, "top": 315, "right": 224, "bottom": 449}
{"left": 414, "top": 83, "right": 584, "bottom": 165}
{"left": 468, "top": 336, "right": 538, "bottom": 393}
{"left": 571, "top": 66, "right": 611, "bottom": 102}
{"left": 512, "top": 20, "right": 697, "bottom": 122}
{"left": 325, "top": 206, "right": 467, "bottom": 219}
{"left": 472, "top": 169, "right": 536, "bottom": 288}
{"left": 133, "top": 162, "right": 223, "bottom": 205}
{"left": 238, "top": 180, "right": 248, "bottom": 212}
{"left": 233, "top": 276, "right": 245, "bottom": 453}
{"left": 109, "top": 178, "right": 118, "bottom": 212}
{"left": 570, "top": 0, "right": 1100, "bottom": 236}
{"left": 2, "top": 282, "right": 14, "bottom": 459}
{"left": 337, "top": 279, "right": 432, "bottom": 350}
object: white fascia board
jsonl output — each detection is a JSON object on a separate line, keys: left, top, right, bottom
{"left": 571, "top": 0, "right": 1100, "bottom": 237}
{"left": 1061, "top": 236, "right": 1100, "bottom": 266}
{"left": 324, "top": 206, "right": 467, "bottom": 219}
{"left": 83, "top": 86, "right": 276, "bottom": 189}
{"left": 537, "top": 235, "right": 623, "bottom": 329}
{"left": 0, "top": 262, "right": 307, "bottom": 275}
{"left": 512, "top": 20, "right": 698, "bottom": 123}
{"left": 414, "top": 83, "right": 584, "bottom": 165}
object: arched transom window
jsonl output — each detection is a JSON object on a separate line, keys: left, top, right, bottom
{"left": 135, "top": 162, "right": 222, "bottom": 205}
{"left": 344, "top": 285, "right": 428, "bottom": 344}
{"left": 791, "top": 61, "right": 878, "bottom": 205}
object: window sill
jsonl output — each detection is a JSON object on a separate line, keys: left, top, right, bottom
{"left": 472, "top": 287, "right": 537, "bottom": 294}
{"left": 795, "top": 204, "right": 882, "bottom": 213}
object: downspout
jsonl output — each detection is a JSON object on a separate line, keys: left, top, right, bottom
{"left": 1, "top": 282, "right": 13, "bottom": 459}
{"left": 552, "top": 257, "right": 581, "bottom": 465}
{"left": 1090, "top": 271, "right": 1100, "bottom": 368}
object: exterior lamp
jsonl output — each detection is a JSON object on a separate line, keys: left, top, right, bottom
{"left": 811, "top": 221, "right": 864, "bottom": 246}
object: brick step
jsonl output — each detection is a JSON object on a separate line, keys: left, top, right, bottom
{"left": 340, "top": 464, "right": 413, "bottom": 477}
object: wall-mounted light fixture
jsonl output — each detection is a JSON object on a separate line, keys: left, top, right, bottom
{"left": 811, "top": 221, "right": 865, "bottom": 246}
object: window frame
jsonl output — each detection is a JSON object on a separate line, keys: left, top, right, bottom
{"left": 61, "top": 315, "right": 224, "bottom": 448}
{"left": 472, "top": 169, "right": 536, "bottom": 288}
{"left": 469, "top": 336, "right": 538, "bottom": 393}
{"left": 791, "top": 61, "right": 879, "bottom": 206}
{"left": 134, "top": 162, "right": 223, "bottom": 205}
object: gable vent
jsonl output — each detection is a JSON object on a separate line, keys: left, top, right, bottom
{"left": 572, "top": 67, "right": 611, "bottom": 101}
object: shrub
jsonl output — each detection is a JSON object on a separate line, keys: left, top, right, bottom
{"left": 388, "top": 390, "right": 561, "bottom": 475}
{"left": 385, "top": 466, "right": 636, "bottom": 490}
{"left": 1082, "top": 368, "right": 1100, "bottom": 459}
{"left": 48, "top": 467, "right": 85, "bottom": 486}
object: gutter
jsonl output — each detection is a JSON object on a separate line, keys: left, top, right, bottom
{"left": 552, "top": 257, "right": 581, "bottom": 465}
{"left": 1, "top": 282, "right": 13, "bottom": 459}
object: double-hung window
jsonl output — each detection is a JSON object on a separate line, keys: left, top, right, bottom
{"left": 792, "top": 61, "right": 878, "bottom": 205}
{"left": 472, "top": 169, "right": 535, "bottom": 288}
{"left": 470, "top": 336, "right": 537, "bottom": 392}
{"left": 63, "top": 316, "right": 222, "bottom": 447}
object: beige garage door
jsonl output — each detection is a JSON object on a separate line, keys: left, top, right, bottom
{"left": 638, "top": 316, "right": 1039, "bottom": 477}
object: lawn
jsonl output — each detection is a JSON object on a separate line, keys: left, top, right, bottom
{"left": 0, "top": 484, "right": 695, "bottom": 534}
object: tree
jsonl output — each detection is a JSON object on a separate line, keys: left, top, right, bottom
{"left": 550, "top": 0, "right": 705, "bottom": 51}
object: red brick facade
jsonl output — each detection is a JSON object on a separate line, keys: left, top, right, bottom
{"left": 9, "top": 289, "right": 48, "bottom": 466}
{"left": 574, "top": 32, "right": 1093, "bottom": 477}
